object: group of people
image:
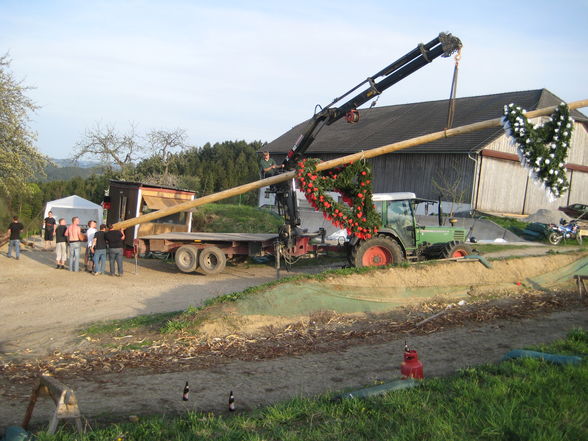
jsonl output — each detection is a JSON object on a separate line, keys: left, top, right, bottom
{"left": 35, "top": 212, "right": 126, "bottom": 276}
{"left": 7, "top": 151, "right": 279, "bottom": 270}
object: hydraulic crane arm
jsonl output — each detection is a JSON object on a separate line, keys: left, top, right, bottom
{"left": 281, "top": 32, "right": 462, "bottom": 169}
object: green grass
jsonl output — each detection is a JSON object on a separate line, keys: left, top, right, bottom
{"left": 81, "top": 312, "right": 182, "bottom": 336}
{"left": 479, "top": 214, "right": 529, "bottom": 232}
{"left": 192, "top": 203, "right": 283, "bottom": 233}
{"left": 473, "top": 243, "right": 538, "bottom": 253}
{"left": 35, "top": 328, "right": 588, "bottom": 440}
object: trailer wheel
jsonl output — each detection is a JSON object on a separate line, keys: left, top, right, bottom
{"left": 442, "top": 241, "right": 472, "bottom": 258}
{"left": 198, "top": 246, "right": 227, "bottom": 275}
{"left": 354, "top": 237, "right": 404, "bottom": 268}
{"left": 175, "top": 245, "right": 199, "bottom": 273}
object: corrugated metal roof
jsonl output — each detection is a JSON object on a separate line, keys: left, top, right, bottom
{"left": 264, "top": 89, "right": 588, "bottom": 155}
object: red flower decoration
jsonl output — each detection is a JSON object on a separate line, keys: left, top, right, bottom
{"left": 296, "top": 157, "right": 379, "bottom": 239}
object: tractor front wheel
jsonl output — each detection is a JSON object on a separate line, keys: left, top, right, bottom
{"left": 354, "top": 237, "right": 404, "bottom": 268}
{"left": 442, "top": 241, "right": 472, "bottom": 259}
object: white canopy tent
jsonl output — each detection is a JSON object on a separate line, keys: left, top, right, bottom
{"left": 44, "top": 195, "right": 103, "bottom": 228}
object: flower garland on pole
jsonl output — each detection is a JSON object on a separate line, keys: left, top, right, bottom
{"left": 296, "top": 158, "right": 379, "bottom": 240}
{"left": 501, "top": 102, "right": 574, "bottom": 200}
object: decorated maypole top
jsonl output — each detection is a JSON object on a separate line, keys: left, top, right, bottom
{"left": 502, "top": 103, "right": 574, "bottom": 200}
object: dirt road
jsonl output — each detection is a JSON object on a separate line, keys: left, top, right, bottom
{"left": 0, "top": 247, "right": 326, "bottom": 359}
{"left": 1, "top": 244, "right": 586, "bottom": 430}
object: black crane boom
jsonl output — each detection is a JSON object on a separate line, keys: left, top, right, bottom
{"left": 281, "top": 32, "right": 462, "bottom": 168}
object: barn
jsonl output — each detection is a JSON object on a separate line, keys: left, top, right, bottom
{"left": 263, "top": 89, "right": 588, "bottom": 215}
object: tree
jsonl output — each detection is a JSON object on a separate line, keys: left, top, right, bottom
{"left": 0, "top": 54, "right": 48, "bottom": 199}
{"left": 432, "top": 158, "right": 468, "bottom": 220}
{"left": 145, "top": 128, "right": 189, "bottom": 185}
{"left": 73, "top": 123, "right": 141, "bottom": 179}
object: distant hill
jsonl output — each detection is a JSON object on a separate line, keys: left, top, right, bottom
{"left": 51, "top": 158, "right": 103, "bottom": 168}
{"left": 39, "top": 160, "right": 106, "bottom": 182}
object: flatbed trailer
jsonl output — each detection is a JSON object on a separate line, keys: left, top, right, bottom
{"left": 137, "top": 231, "right": 327, "bottom": 275}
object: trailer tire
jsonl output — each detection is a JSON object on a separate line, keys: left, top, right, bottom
{"left": 354, "top": 237, "right": 404, "bottom": 268}
{"left": 198, "top": 246, "right": 227, "bottom": 275}
{"left": 175, "top": 245, "right": 199, "bottom": 273}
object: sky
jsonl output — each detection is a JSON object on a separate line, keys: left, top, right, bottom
{"left": 2, "top": 0, "right": 588, "bottom": 159}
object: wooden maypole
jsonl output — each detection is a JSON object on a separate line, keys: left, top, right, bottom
{"left": 113, "top": 99, "right": 588, "bottom": 231}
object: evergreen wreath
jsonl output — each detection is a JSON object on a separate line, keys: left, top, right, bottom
{"left": 296, "top": 158, "right": 379, "bottom": 240}
{"left": 501, "top": 102, "right": 574, "bottom": 200}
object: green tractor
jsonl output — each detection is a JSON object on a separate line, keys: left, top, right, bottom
{"left": 348, "top": 192, "right": 472, "bottom": 267}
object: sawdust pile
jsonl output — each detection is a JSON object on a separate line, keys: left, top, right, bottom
{"left": 325, "top": 253, "right": 579, "bottom": 288}
{"left": 196, "top": 253, "right": 584, "bottom": 339}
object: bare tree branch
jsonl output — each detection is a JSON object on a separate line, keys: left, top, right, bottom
{"left": 432, "top": 159, "right": 467, "bottom": 218}
{"left": 146, "top": 128, "right": 189, "bottom": 185}
{"left": 72, "top": 123, "right": 142, "bottom": 178}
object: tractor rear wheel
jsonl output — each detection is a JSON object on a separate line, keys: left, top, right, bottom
{"left": 354, "top": 237, "right": 404, "bottom": 268}
{"left": 442, "top": 241, "right": 472, "bottom": 258}
{"left": 198, "top": 246, "right": 227, "bottom": 275}
{"left": 175, "top": 245, "right": 199, "bottom": 273}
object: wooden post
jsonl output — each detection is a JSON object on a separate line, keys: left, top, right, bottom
{"left": 22, "top": 375, "right": 83, "bottom": 434}
{"left": 112, "top": 98, "right": 588, "bottom": 232}
{"left": 577, "top": 275, "right": 587, "bottom": 297}
{"left": 275, "top": 240, "right": 281, "bottom": 280}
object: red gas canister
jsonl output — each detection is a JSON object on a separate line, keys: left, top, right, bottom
{"left": 401, "top": 349, "right": 424, "bottom": 379}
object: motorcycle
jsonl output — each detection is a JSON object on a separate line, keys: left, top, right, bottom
{"left": 547, "top": 219, "right": 583, "bottom": 245}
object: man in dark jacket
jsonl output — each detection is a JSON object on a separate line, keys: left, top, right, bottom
{"left": 105, "top": 224, "right": 125, "bottom": 276}
{"left": 91, "top": 224, "right": 108, "bottom": 275}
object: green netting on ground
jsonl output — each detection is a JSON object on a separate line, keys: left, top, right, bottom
{"left": 528, "top": 256, "right": 588, "bottom": 287}
{"left": 235, "top": 256, "right": 588, "bottom": 317}
{"left": 236, "top": 283, "right": 470, "bottom": 317}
